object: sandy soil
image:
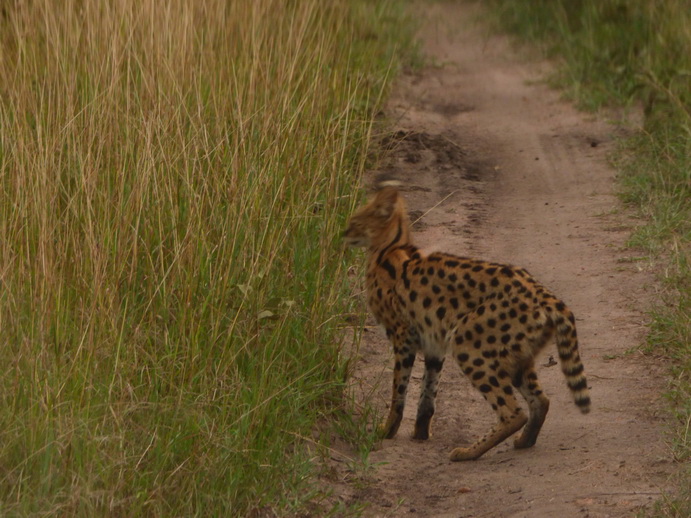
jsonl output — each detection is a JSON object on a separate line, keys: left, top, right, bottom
{"left": 327, "top": 2, "right": 677, "bottom": 517}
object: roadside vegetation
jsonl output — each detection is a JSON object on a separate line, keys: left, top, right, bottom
{"left": 486, "top": 0, "right": 690, "bottom": 514}
{"left": 0, "top": 0, "right": 414, "bottom": 515}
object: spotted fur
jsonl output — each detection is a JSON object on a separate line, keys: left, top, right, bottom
{"left": 344, "top": 186, "right": 590, "bottom": 461}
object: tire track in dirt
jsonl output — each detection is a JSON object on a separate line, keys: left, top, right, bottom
{"left": 329, "top": 3, "right": 676, "bottom": 517}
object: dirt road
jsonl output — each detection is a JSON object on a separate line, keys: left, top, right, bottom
{"left": 335, "top": 2, "right": 674, "bottom": 518}
{"left": 330, "top": 2, "right": 676, "bottom": 517}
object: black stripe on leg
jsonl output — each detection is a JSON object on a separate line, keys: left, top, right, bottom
{"left": 425, "top": 356, "right": 445, "bottom": 373}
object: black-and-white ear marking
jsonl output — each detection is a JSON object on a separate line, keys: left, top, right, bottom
{"left": 374, "top": 186, "right": 399, "bottom": 219}
{"left": 375, "top": 179, "right": 403, "bottom": 190}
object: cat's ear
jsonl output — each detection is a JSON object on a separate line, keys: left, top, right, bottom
{"left": 373, "top": 186, "right": 399, "bottom": 219}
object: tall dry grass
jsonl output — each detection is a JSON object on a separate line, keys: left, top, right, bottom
{"left": 0, "top": 0, "right": 411, "bottom": 514}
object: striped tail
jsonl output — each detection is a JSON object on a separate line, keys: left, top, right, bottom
{"left": 553, "top": 304, "right": 591, "bottom": 414}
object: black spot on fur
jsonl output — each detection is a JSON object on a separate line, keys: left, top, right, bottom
{"left": 381, "top": 259, "right": 396, "bottom": 280}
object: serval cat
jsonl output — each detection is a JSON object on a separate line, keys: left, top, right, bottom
{"left": 344, "top": 185, "right": 590, "bottom": 461}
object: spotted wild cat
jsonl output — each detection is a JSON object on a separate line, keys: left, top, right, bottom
{"left": 344, "top": 185, "right": 590, "bottom": 461}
